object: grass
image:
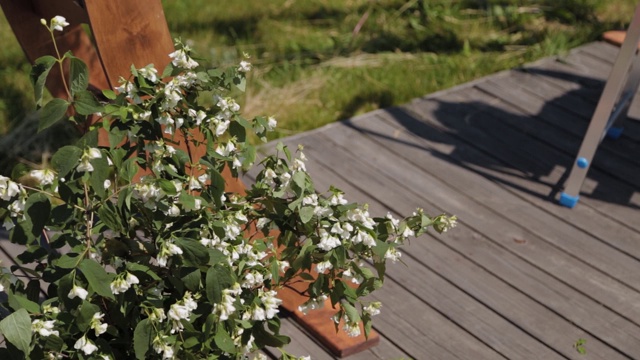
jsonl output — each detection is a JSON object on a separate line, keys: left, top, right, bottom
{"left": 0, "top": 0, "right": 636, "bottom": 172}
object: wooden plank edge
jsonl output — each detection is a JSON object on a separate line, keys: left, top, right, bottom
{"left": 278, "top": 286, "right": 380, "bottom": 358}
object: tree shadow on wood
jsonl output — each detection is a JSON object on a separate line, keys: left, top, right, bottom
{"left": 337, "top": 90, "right": 394, "bottom": 122}
{"left": 345, "top": 64, "right": 640, "bottom": 210}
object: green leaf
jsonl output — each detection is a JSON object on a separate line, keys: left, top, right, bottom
{"left": 38, "top": 98, "right": 69, "bottom": 132}
{"left": 126, "top": 263, "right": 161, "bottom": 281}
{"left": 30, "top": 55, "right": 56, "bottom": 107}
{"left": 90, "top": 156, "right": 110, "bottom": 198}
{"left": 299, "top": 206, "right": 314, "bottom": 224}
{"left": 26, "top": 280, "right": 41, "bottom": 303}
{"left": 120, "top": 158, "right": 139, "bottom": 183}
{"left": 7, "top": 291, "right": 40, "bottom": 313}
{"left": 205, "top": 265, "right": 232, "bottom": 303}
{"left": 175, "top": 238, "right": 209, "bottom": 266}
{"left": 181, "top": 268, "right": 201, "bottom": 291}
{"left": 158, "top": 179, "right": 177, "bottom": 196}
{"left": 55, "top": 254, "right": 81, "bottom": 269}
{"left": 17, "top": 192, "right": 51, "bottom": 243}
{"left": 252, "top": 322, "right": 290, "bottom": 348}
{"left": 74, "top": 90, "right": 103, "bottom": 116}
{"left": 214, "top": 327, "right": 236, "bottom": 354}
{"left": 134, "top": 318, "right": 152, "bottom": 360}
{"left": 342, "top": 302, "right": 361, "bottom": 323}
{"left": 52, "top": 146, "right": 82, "bottom": 177}
{"left": 292, "top": 171, "right": 306, "bottom": 190}
{"left": 97, "top": 202, "right": 123, "bottom": 233}
{"left": 0, "top": 308, "right": 32, "bottom": 356}
{"left": 102, "top": 89, "right": 116, "bottom": 100}
{"left": 69, "top": 56, "right": 89, "bottom": 95}
{"left": 77, "top": 301, "right": 100, "bottom": 331}
{"left": 78, "top": 259, "right": 114, "bottom": 300}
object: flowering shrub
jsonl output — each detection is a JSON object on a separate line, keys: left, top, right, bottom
{"left": 0, "top": 17, "right": 456, "bottom": 359}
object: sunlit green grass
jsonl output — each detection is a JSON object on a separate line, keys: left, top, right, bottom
{"left": 0, "top": 0, "right": 636, "bottom": 171}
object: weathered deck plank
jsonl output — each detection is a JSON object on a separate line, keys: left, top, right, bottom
{"left": 290, "top": 115, "right": 640, "bottom": 357}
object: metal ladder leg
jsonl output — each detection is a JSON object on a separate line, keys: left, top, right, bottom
{"left": 559, "top": 4, "right": 640, "bottom": 208}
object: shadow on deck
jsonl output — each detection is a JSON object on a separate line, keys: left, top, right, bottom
{"left": 245, "top": 41, "right": 640, "bottom": 359}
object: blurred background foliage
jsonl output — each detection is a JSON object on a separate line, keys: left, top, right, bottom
{"left": 0, "top": 0, "right": 636, "bottom": 174}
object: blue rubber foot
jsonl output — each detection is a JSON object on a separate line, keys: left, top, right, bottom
{"left": 606, "top": 126, "right": 624, "bottom": 140}
{"left": 559, "top": 192, "right": 579, "bottom": 208}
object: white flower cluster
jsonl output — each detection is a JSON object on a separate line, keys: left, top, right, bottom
{"left": 243, "top": 289, "right": 282, "bottom": 321}
{"left": 153, "top": 335, "right": 175, "bottom": 359}
{"left": 213, "top": 283, "right": 242, "bottom": 321}
{"left": 110, "top": 272, "right": 139, "bottom": 294}
{"left": 77, "top": 147, "right": 102, "bottom": 173}
{"left": 32, "top": 319, "right": 59, "bottom": 337}
{"left": 157, "top": 239, "right": 183, "bottom": 268}
{"left": 40, "top": 15, "right": 69, "bottom": 32}
{"left": 168, "top": 292, "right": 198, "bottom": 334}
{"left": 0, "top": 175, "right": 25, "bottom": 230}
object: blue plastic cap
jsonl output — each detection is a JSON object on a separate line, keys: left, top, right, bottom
{"left": 576, "top": 157, "right": 589, "bottom": 169}
{"left": 606, "top": 126, "right": 624, "bottom": 140}
{"left": 559, "top": 192, "right": 579, "bottom": 208}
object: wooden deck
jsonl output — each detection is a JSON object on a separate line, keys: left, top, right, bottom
{"left": 244, "top": 41, "right": 640, "bottom": 359}
{"left": 2, "top": 41, "right": 640, "bottom": 359}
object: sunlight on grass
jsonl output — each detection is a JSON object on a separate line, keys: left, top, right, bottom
{"left": 0, "top": 0, "right": 637, "bottom": 172}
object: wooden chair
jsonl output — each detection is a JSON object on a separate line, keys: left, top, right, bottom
{"left": 1, "top": 0, "right": 378, "bottom": 356}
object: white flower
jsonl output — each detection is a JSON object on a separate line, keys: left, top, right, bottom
{"left": 353, "top": 229, "right": 376, "bottom": 247}
{"left": 165, "top": 204, "right": 180, "bottom": 217}
{"left": 266, "top": 116, "right": 277, "bottom": 131}
{"left": 384, "top": 247, "right": 402, "bottom": 262}
{"left": 316, "top": 260, "right": 333, "bottom": 273}
{"left": 317, "top": 229, "right": 341, "bottom": 251}
{"left": 74, "top": 335, "right": 98, "bottom": 355}
{"left": 77, "top": 148, "right": 102, "bottom": 173}
{"left": 363, "top": 302, "right": 382, "bottom": 317}
{"left": 90, "top": 312, "right": 108, "bottom": 336}
{"left": 153, "top": 336, "right": 175, "bottom": 359}
{"left": 139, "top": 64, "right": 158, "bottom": 83}
{"left": 110, "top": 278, "right": 128, "bottom": 295}
{"left": 346, "top": 208, "right": 376, "bottom": 229}
{"left": 2, "top": 218, "right": 14, "bottom": 231}
{"left": 343, "top": 321, "right": 361, "bottom": 337}
{"left": 30, "top": 169, "right": 56, "bottom": 185}
{"left": 262, "top": 168, "right": 277, "bottom": 186}
{"left": 330, "top": 193, "right": 348, "bottom": 205}
{"left": 439, "top": 215, "right": 458, "bottom": 233}
{"left": 150, "top": 308, "right": 167, "bottom": 323}
{"left": 50, "top": 16, "right": 69, "bottom": 31}
{"left": 0, "top": 175, "right": 21, "bottom": 201}
{"left": 103, "top": 179, "right": 111, "bottom": 189}
{"left": 169, "top": 49, "right": 199, "bottom": 69}
{"left": 215, "top": 142, "right": 236, "bottom": 157}
{"left": 126, "top": 272, "right": 140, "bottom": 286}
{"left": 292, "top": 158, "right": 306, "bottom": 172}
{"left": 238, "top": 60, "right": 252, "bottom": 72}
{"left": 251, "top": 306, "right": 266, "bottom": 321}
{"left": 168, "top": 304, "right": 190, "bottom": 321}
{"left": 259, "top": 289, "right": 282, "bottom": 319}
{"left": 31, "top": 319, "right": 59, "bottom": 337}
{"left": 68, "top": 285, "right": 88, "bottom": 300}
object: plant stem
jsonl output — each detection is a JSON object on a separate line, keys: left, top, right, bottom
{"left": 47, "top": 29, "right": 72, "bottom": 101}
